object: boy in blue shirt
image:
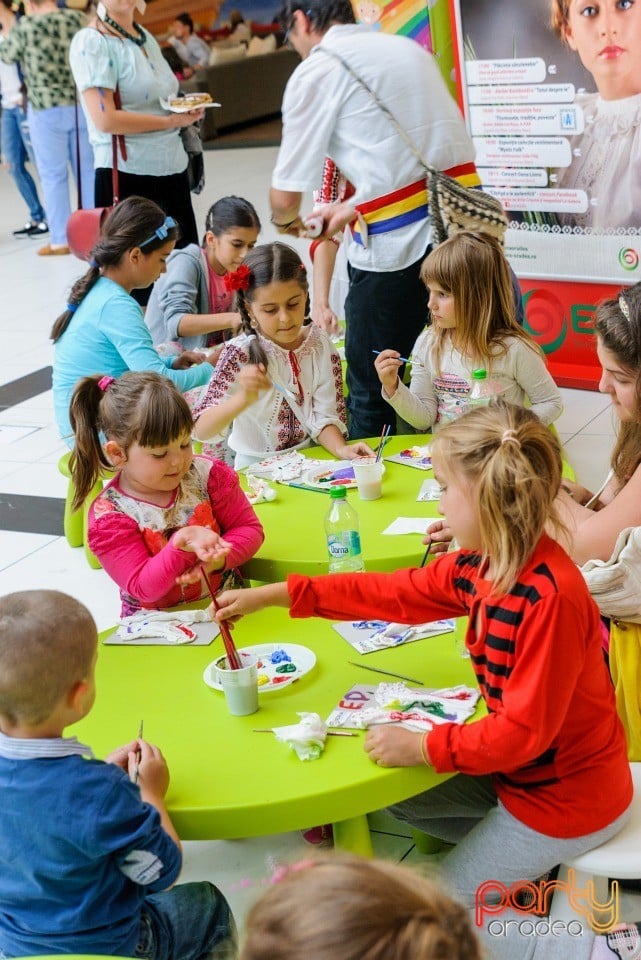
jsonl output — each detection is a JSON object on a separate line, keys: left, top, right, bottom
{"left": 0, "top": 589, "right": 236, "bottom": 959}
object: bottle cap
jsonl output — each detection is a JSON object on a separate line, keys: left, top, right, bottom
{"left": 471, "top": 368, "right": 487, "bottom": 380}
{"left": 329, "top": 486, "right": 348, "bottom": 499}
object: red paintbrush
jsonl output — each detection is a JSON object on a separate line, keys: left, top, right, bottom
{"left": 201, "top": 568, "right": 243, "bottom": 670}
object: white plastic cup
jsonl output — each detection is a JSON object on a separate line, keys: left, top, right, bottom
{"left": 214, "top": 654, "right": 259, "bottom": 716}
{"left": 352, "top": 457, "right": 383, "bottom": 501}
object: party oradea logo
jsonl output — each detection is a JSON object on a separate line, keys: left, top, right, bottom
{"left": 475, "top": 869, "right": 640, "bottom": 952}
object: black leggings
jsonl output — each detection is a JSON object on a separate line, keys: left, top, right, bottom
{"left": 95, "top": 167, "right": 198, "bottom": 306}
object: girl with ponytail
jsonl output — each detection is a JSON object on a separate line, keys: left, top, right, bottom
{"left": 52, "top": 196, "right": 213, "bottom": 446}
{"left": 215, "top": 401, "right": 633, "bottom": 960}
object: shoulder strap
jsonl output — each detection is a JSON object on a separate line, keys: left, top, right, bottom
{"left": 318, "top": 45, "right": 433, "bottom": 176}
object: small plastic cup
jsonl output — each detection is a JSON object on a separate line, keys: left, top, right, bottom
{"left": 352, "top": 457, "right": 384, "bottom": 501}
{"left": 214, "top": 654, "right": 259, "bottom": 716}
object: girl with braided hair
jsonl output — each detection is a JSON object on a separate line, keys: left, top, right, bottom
{"left": 192, "top": 241, "right": 374, "bottom": 468}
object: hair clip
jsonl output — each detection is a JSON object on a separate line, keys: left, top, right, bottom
{"left": 66, "top": 303, "right": 78, "bottom": 313}
{"left": 224, "top": 263, "right": 252, "bottom": 292}
{"left": 98, "top": 375, "right": 116, "bottom": 392}
{"left": 619, "top": 294, "right": 631, "bottom": 322}
{"left": 501, "top": 429, "right": 521, "bottom": 448}
{"left": 271, "top": 858, "right": 315, "bottom": 885}
{"left": 89, "top": 258, "right": 99, "bottom": 269}
{"left": 139, "top": 215, "right": 178, "bottom": 248}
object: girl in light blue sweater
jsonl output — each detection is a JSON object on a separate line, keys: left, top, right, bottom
{"left": 51, "top": 197, "right": 213, "bottom": 446}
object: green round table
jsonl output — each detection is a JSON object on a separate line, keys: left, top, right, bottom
{"left": 241, "top": 435, "right": 438, "bottom": 581}
{"left": 76, "top": 606, "right": 480, "bottom": 855}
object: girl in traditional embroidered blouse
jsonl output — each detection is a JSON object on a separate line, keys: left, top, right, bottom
{"left": 192, "top": 242, "right": 374, "bottom": 468}
{"left": 68, "top": 371, "right": 264, "bottom": 618}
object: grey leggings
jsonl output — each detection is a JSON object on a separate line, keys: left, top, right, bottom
{"left": 389, "top": 774, "right": 632, "bottom": 960}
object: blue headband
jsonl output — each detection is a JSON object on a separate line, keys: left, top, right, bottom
{"left": 139, "top": 216, "right": 178, "bottom": 248}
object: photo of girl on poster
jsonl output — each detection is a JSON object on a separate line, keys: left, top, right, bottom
{"left": 458, "top": 0, "right": 641, "bottom": 234}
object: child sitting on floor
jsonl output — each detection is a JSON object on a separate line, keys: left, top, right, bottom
{"left": 0, "top": 589, "right": 236, "bottom": 958}
{"left": 241, "top": 853, "right": 481, "bottom": 960}
{"left": 69, "top": 371, "right": 264, "bottom": 617}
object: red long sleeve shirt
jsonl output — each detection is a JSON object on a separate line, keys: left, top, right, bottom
{"left": 288, "top": 535, "right": 632, "bottom": 838}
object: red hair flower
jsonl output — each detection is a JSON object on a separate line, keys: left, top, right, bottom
{"left": 224, "top": 264, "right": 252, "bottom": 292}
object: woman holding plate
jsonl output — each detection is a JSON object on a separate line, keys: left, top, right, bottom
{"left": 69, "top": 0, "right": 203, "bottom": 302}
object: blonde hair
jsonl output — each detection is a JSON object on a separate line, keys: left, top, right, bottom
{"left": 241, "top": 853, "right": 481, "bottom": 960}
{"left": 595, "top": 284, "right": 641, "bottom": 485}
{"left": 0, "top": 591, "right": 97, "bottom": 725}
{"left": 432, "top": 402, "right": 564, "bottom": 594}
{"left": 550, "top": 0, "right": 570, "bottom": 40}
{"left": 420, "top": 231, "right": 539, "bottom": 376}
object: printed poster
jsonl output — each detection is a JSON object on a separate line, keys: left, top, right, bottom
{"left": 451, "top": 0, "right": 641, "bottom": 284}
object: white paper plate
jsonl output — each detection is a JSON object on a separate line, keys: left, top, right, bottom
{"left": 203, "top": 643, "right": 316, "bottom": 693}
{"left": 160, "top": 97, "right": 221, "bottom": 113}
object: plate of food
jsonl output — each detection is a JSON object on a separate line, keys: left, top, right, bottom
{"left": 203, "top": 643, "right": 316, "bottom": 693}
{"left": 161, "top": 93, "right": 221, "bottom": 113}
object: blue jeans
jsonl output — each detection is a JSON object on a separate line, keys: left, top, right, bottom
{"left": 1, "top": 105, "right": 46, "bottom": 224}
{"left": 135, "top": 882, "right": 237, "bottom": 960}
{"left": 27, "top": 103, "right": 94, "bottom": 245}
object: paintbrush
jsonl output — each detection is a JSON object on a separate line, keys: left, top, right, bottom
{"left": 375, "top": 424, "right": 391, "bottom": 463}
{"left": 419, "top": 540, "right": 433, "bottom": 568}
{"left": 133, "top": 719, "right": 143, "bottom": 785}
{"left": 347, "top": 660, "right": 424, "bottom": 686}
{"left": 371, "top": 349, "right": 421, "bottom": 366}
{"left": 253, "top": 729, "right": 357, "bottom": 737}
{"left": 201, "top": 567, "right": 243, "bottom": 670}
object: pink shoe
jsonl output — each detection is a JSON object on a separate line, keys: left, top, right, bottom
{"left": 301, "top": 824, "right": 334, "bottom": 846}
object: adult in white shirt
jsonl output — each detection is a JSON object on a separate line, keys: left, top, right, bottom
{"left": 270, "top": 0, "right": 478, "bottom": 439}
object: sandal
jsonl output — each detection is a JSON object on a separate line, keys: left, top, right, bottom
{"left": 37, "top": 244, "right": 70, "bottom": 256}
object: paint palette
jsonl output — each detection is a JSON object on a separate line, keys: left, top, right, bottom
{"left": 385, "top": 445, "right": 432, "bottom": 471}
{"left": 303, "top": 461, "right": 358, "bottom": 489}
{"left": 303, "top": 461, "right": 385, "bottom": 490}
{"left": 203, "top": 643, "right": 316, "bottom": 693}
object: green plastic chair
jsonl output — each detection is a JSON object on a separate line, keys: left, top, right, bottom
{"left": 58, "top": 452, "right": 108, "bottom": 569}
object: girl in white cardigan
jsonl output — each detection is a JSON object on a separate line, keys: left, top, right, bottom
{"left": 374, "top": 232, "right": 563, "bottom": 431}
{"left": 193, "top": 242, "right": 374, "bottom": 468}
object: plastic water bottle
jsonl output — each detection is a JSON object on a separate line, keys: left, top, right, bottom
{"left": 467, "top": 368, "right": 493, "bottom": 409}
{"left": 324, "top": 486, "right": 365, "bottom": 573}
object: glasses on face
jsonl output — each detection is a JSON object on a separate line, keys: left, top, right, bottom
{"left": 139, "top": 215, "right": 178, "bottom": 248}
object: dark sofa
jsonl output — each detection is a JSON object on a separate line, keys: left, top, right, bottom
{"left": 181, "top": 48, "right": 300, "bottom": 141}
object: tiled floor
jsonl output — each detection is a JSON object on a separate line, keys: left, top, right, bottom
{"left": 0, "top": 149, "right": 629, "bottom": 928}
